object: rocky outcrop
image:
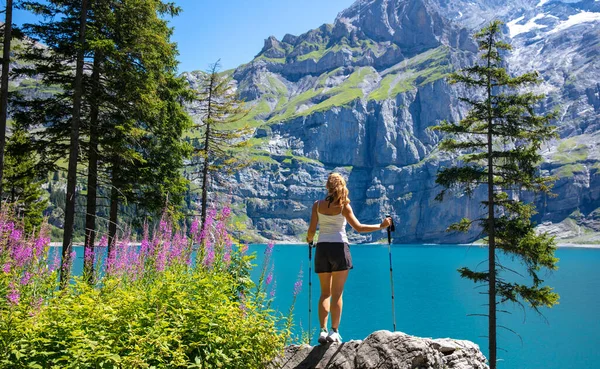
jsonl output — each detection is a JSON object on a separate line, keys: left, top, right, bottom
{"left": 270, "top": 330, "right": 488, "bottom": 369}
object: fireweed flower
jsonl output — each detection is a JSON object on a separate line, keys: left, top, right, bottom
{"left": 265, "top": 242, "right": 274, "bottom": 256}
{"left": 293, "top": 268, "right": 303, "bottom": 297}
{"left": 190, "top": 219, "right": 199, "bottom": 238}
{"left": 84, "top": 247, "right": 95, "bottom": 266}
{"left": 49, "top": 250, "right": 60, "bottom": 272}
{"left": 105, "top": 246, "right": 117, "bottom": 275}
{"left": 20, "top": 271, "right": 32, "bottom": 286}
{"left": 203, "top": 244, "right": 215, "bottom": 269}
{"left": 240, "top": 242, "right": 249, "bottom": 254}
{"left": 12, "top": 244, "right": 33, "bottom": 268}
{"left": 7, "top": 282, "right": 19, "bottom": 305}
{"left": 216, "top": 221, "right": 226, "bottom": 237}
{"left": 33, "top": 235, "right": 49, "bottom": 258}
{"left": 99, "top": 235, "right": 108, "bottom": 247}
{"left": 2, "top": 263, "right": 9, "bottom": 274}
{"left": 156, "top": 248, "right": 167, "bottom": 272}
{"left": 222, "top": 206, "right": 231, "bottom": 218}
{"left": 270, "top": 280, "right": 277, "bottom": 298}
{"left": 10, "top": 228, "right": 22, "bottom": 242}
{"left": 266, "top": 264, "right": 274, "bottom": 286}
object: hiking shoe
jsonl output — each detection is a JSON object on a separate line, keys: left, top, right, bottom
{"left": 318, "top": 330, "right": 328, "bottom": 345}
{"left": 327, "top": 330, "right": 342, "bottom": 343}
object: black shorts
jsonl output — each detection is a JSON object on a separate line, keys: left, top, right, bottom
{"left": 314, "top": 242, "right": 353, "bottom": 273}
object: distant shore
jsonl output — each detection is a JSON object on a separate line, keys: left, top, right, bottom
{"left": 49, "top": 241, "right": 600, "bottom": 249}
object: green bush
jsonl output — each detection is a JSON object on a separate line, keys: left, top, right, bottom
{"left": 0, "top": 207, "right": 287, "bottom": 368}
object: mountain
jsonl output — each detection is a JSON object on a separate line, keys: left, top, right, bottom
{"left": 183, "top": 0, "right": 600, "bottom": 244}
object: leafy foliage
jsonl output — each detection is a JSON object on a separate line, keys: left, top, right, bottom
{"left": 433, "top": 20, "right": 559, "bottom": 369}
{"left": 0, "top": 207, "right": 287, "bottom": 369}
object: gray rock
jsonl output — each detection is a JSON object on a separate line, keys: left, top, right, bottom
{"left": 269, "top": 330, "right": 488, "bottom": 369}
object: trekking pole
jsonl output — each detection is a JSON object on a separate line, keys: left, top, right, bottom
{"left": 308, "top": 241, "right": 313, "bottom": 341}
{"left": 386, "top": 214, "right": 396, "bottom": 331}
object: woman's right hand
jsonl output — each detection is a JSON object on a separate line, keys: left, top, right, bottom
{"left": 380, "top": 217, "right": 393, "bottom": 229}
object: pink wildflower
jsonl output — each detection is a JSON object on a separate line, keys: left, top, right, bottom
{"left": 33, "top": 235, "right": 49, "bottom": 258}
{"left": 203, "top": 243, "right": 215, "bottom": 268}
{"left": 2, "top": 263, "right": 9, "bottom": 274}
{"left": 10, "top": 228, "right": 22, "bottom": 242}
{"left": 270, "top": 280, "right": 277, "bottom": 298}
{"left": 190, "top": 219, "right": 199, "bottom": 237}
{"left": 84, "top": 247, "right": 94, "bottom": 266}
{"left": 7, "top": 282, "right": 19, "bottom": 305}
{"left": 293, "top": 268, "right": 303, "bottom": 297}
{"left": 20, "top": 271, "right": 32, "bottom": 285}
{"left": 222, "top": 206, "right": 231, "bottom": 218}
{"left": 12, "top": 244, "right": 33, "bottom": 268}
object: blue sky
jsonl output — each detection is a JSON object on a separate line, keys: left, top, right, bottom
{"left": 14, "top": 0, "right": 355, "bottom": 73}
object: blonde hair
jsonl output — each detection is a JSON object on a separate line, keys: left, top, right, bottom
{"left": 326, "top": 173, "right": 350, "bottom": 207}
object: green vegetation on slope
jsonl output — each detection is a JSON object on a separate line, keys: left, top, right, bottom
{"left": 368, "top": 46, "right": 452, "bottom": 100}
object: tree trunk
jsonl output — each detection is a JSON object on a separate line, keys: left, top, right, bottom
{"left": 200, "top": 123, "right": 210, "bottom": 227}
{"left": 200, "top": 72, "right": 216, "bottom": 228}
{"left": 108, "top": 164, "right": 119, "bottom": 253}
{"left": 0, "top": 0, "right": 13, "bottom": 205}
{"left": 61, "top": 0, "right": 89, "bottom": 287}
{"left": 84, "top": 51, "right": 101, "bottom": 280}
{"left": 485, "top": 31, "right": 497, "bottom": 369}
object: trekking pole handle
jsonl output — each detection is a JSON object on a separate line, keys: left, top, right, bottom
{"left": 385, "top": 214, "right": 395, "bottom": 244}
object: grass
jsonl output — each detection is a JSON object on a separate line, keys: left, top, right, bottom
{"left": 553, "top": 139, "right": 589, "bottom": 164}
{"left": 255, "top": 55, "right": 286, "bottom": 64}
{"left": 368, "top": 46, "right": 452, "bottom": 101}
{"left": 268, "top": 67, "right": 374, "bottom": 123}
{"left": 554, "top": 164, "right": 586, "bottom": 177}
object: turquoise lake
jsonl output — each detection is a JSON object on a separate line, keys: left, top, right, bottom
{"left": 62, "top": 244, "right": 600, "bottom": 369}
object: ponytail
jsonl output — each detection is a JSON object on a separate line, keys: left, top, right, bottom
{"left": 326, "top": 173, "right": 350, "bottom": 207}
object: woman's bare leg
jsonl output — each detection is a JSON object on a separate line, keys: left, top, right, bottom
{"left": 330, "top": 270, "right": 349, "bottom": 330}
{"left": 317, "top": 272, "right": 332, "bottom": 329}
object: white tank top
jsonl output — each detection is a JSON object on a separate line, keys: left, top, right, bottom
{"left": 318, "top": 205, "right": 348, "bottom": 243}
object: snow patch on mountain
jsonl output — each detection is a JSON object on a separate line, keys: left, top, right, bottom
{"left": 507, "top": 14, "right": 550, "bottom": 37}
{"left": 549, "top": 11, "right": 600, "bottom": 34}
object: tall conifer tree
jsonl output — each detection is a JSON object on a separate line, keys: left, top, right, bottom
{"left": 192, "top": 62, "right": 250, "bottom": 227}
{"left": 61, "top": 0, "right": 89, "bottom": 286}
{"left": 0, "top": 0, "right": 14, "bottom": 203}
{"left": 434, "top": 20, "right": 559, "bottom": 369}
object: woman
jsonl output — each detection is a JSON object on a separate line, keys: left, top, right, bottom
{"left": 306, "top": 172, "right": 392, "bottom": 344}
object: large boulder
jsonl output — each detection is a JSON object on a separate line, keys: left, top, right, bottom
{"left": 270, "top": 330, "right": 488, "bottom": 369}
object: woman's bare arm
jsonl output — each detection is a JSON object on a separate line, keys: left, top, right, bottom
{"left": 342, "top": 204, "right": 392, "bottom": 233}
{"left": 306, "top": 201, "right": 319, "bottom": 243}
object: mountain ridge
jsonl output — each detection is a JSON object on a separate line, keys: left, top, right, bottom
{"left": 180, "top": 0, "right": 600, "bottom": 244}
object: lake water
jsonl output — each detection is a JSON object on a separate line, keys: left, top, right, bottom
{"left": 61, "top": 244, "right": 600, "bottom": 369}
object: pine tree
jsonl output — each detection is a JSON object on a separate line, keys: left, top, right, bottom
{"left": 191, "top": 61, "right": 250, "bottom": 226}
{"left": 95, "top": 0, "right": 191, "bottom": 249}
{"left": 433, "top": 20, "right": 559, "bottom": 369}
{"left": 0, "top": 0, "right": 14, "bottom": 203}
{"left": 16, "top": 0, "right": 191, "bottom": 266}
{"left": 2, "top": 129, "right": 47, "bottom": 233}
{"left": 60, "top": 0, "right": 88, "bottom": 286}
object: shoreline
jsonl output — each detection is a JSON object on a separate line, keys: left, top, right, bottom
{"left": 49, "top": 241, "right": 600, "bottom": 249}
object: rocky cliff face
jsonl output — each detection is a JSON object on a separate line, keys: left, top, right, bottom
{"left": 184, "top": 0, "right": 600, "bottom": 244}
{"left": 270, "top": 330, "right": 488, "bottom": 369}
